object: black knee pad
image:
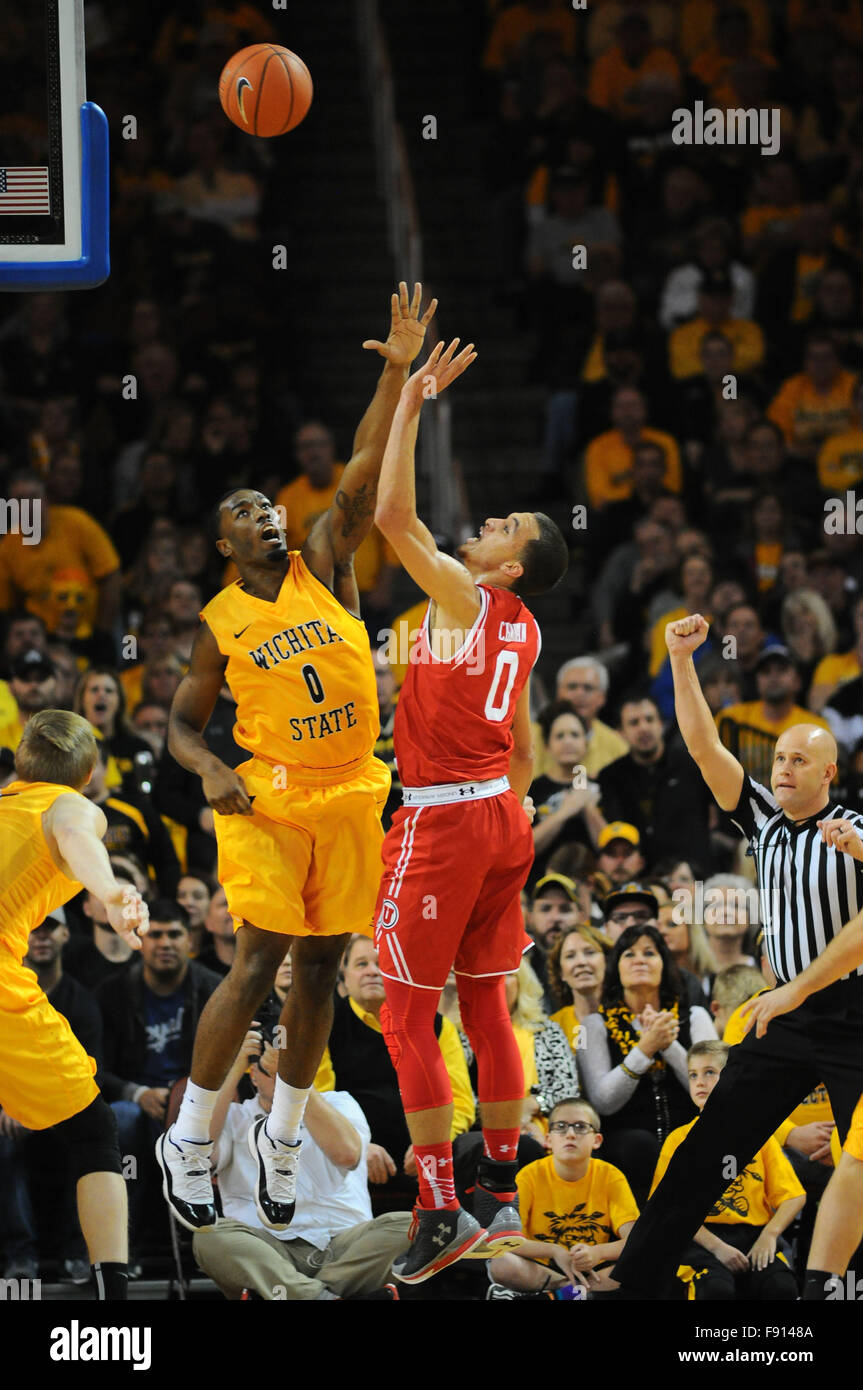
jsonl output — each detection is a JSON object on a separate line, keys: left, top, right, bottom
{"left": 54, "top": 1096, "right": 122, "bottom": 1180}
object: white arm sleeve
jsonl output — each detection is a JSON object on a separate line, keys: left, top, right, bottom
{"left": 578, "top": 1013, "right": 653, "bottom": 1115}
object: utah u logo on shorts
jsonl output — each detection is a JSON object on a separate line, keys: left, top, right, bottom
{"left": 377, "top": 898, "right": 400, "bottom": 931}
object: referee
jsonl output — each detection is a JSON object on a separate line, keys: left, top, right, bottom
{"left": 611, "top": 613, "right": 863, "bottom": 1299}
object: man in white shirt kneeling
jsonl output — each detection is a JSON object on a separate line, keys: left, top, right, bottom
{"left": 192, "top": 1034, "right": 411, "bottom": 1300}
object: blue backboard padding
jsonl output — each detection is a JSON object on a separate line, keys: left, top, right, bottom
{"left": 0, "top": 102, "right": 110, "bottom": 291}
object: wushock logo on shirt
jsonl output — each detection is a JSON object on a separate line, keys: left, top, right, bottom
{"left": 538, "top": 1205, "right": 614, "bottom": 1247}
{"left": 707, "top": 1164, "right": 763, "bottom": 1221}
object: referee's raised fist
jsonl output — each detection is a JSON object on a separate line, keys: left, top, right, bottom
{"left": 666, "top": 612, "right": 709, "bottom": 655}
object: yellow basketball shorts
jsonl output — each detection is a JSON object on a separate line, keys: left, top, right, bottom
{"left": 0, "top": 953, "right": 99, "bottom": 1130}
{"left": 214, "top": 755, "right": 391, "bottom": 940}
{"left": 846, "top": 1093, "right": 863, "bottom": 1163}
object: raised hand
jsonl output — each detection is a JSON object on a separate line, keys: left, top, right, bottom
{"left": 400, "top": 337, "right": 478, "bottom": 412}
{"left": 362, "top": 281, "right": 438, "bottom": 367}
{"left": 666, "top": 612, "right": 710, "bottom": 657}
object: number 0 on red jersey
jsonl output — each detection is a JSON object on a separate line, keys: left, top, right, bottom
{"left": 374, "top": 583, "right": 541, "bottom": 989}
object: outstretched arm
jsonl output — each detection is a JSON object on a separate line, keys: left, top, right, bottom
{"left": 44, "top": 796, "right": 149, "bottom": 948}
{"left": 667, "top": 614, "right": 744, "bottom": 811}
{"left": 302, "top": 282, "right": 437, "bottom": 591}
{"left": 375, "top": 338, "right": 480, "bottom": 627}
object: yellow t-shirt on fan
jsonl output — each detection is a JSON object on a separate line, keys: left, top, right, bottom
{"left": 652, "top": 1118, "right": 804, "bottom": 1227}
{"left": 516, "top": 1154, "right": 639, "bottom": 1249}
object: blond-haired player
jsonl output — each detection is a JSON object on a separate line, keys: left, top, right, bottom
{"left": 157, "top": 284, "right": 437, "bottom": 1233}
{"left": 0, "top": 710, "right": 148, "bottom": 1300}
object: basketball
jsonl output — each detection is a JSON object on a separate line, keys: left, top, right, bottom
{"left": 218, "top": 44, "right": 313, "bottom": 138}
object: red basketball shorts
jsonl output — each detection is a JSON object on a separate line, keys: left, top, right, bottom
{"left": 373, "top": 789, "right": 534, "bottom": 990}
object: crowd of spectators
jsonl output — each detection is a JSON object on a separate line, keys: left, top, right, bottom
{"left": 2, "top": 0, "right": 863, "bottom": 1298}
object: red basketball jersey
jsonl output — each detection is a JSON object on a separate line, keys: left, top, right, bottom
{"left": 394, "top": 584, "right": 541, "bottom": 786}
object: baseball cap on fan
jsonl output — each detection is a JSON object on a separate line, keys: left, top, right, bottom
{"left": 603, "top": 883, "right": 659, "bottom": 920}
{"left": 12, "top": 649, "right": 55, "bottom": 681}
{"left": 753, "top": 643, "right": 795, "bottom": 673}
{"left": 533, "top": 872, "right": 578, "bottom": 902}
{"left": 597, "top": 821, "right": 640, "bottom": 851}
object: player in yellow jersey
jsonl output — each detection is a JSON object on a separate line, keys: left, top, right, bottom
{"left": 157, "top": 283, "right": 437, "bottom": 1231}
{"left": 0, "top": 709, "right": 149, "bottom": 1300}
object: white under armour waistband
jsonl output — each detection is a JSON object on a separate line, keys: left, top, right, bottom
{"left": 401, "top": 776, "right": 510, "bottom": 806}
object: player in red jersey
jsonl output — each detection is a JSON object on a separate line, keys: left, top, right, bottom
{"left": 373, "top": 339, "right": 569, "bottom": 1282}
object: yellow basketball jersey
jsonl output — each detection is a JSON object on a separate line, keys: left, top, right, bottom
{"left": 201, "top": 551, "right": 379, "bottom": 784}
{"left": 0, "top": 781, "right": 85, "bottom": 964}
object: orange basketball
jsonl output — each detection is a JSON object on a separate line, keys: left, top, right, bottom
{"left": 218, "top": 44, "right": 313, "bottom": 138}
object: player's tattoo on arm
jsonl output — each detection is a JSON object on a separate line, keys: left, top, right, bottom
{"left": 334, "top": 483, "right": 376, "bottom": 540}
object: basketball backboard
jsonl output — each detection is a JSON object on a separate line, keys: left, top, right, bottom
{"left": 0, "top": 0, "right": 109, "bottom": 290}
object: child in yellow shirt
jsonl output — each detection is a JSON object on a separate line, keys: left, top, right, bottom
{"left": 488, "top": 1098, "right": 638, "bottom": 1298}
{"left": 653, "top": 1041, "right": 805, "bottom": 1299}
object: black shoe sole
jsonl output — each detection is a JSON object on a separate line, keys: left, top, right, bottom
{"left": 393, "top": 1224, "right": 488, "bottom": 1285}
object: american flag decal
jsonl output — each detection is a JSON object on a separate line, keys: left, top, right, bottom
{"left": 0, "top": 167, "right": 51, "bottom": 215}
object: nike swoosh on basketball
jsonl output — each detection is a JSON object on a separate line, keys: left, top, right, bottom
{"left": 234, "top": 624, "right": 252, "bottom": 639}
{"left": 237, "top": 76, "right": 253, "bottom": 125}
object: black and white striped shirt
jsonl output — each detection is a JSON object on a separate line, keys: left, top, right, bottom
{"left": 731, "top": 775, "right": 863, "bottom": 984}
